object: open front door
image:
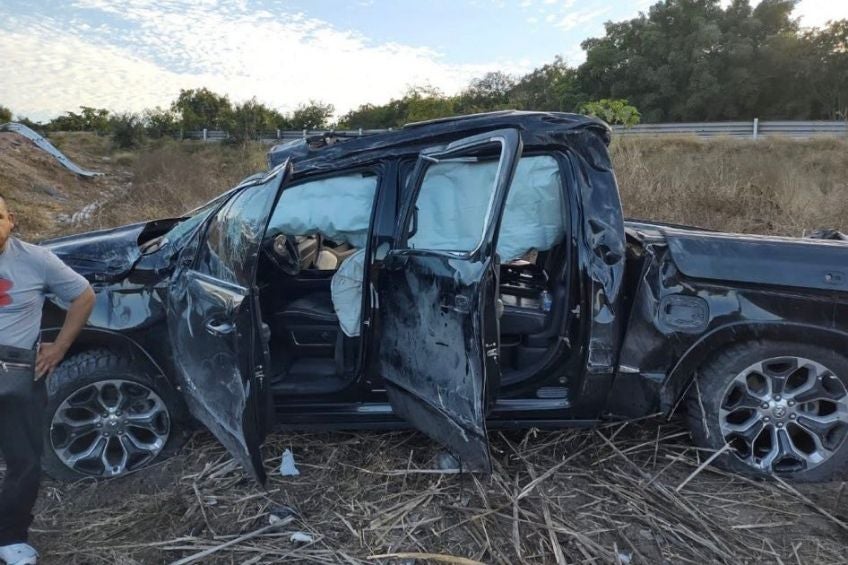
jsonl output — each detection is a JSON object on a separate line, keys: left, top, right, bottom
{"left": 377, "top": 129, "right": 523, "bottom": 472}
{"left": 168, "top": 161, "right": 290, "bottom": 483}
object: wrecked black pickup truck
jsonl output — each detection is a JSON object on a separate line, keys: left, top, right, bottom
{"left": 38, "top": 111, "right": 848, "bottom": 483}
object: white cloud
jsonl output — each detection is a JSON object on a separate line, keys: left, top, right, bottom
{"left": 794, "top": 0, "right": 848, "bottom": 27}
{"left": 0, "top": 25, "right": 193, "bottom": 121}
{"left": 554, "top": 7, "right": 611, "bottom": 31}
{"left": 0, "top": 0, "right": 531, "bottom": 121}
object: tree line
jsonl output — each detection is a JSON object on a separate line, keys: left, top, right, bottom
{"left": 339, "top": 0, "right": 847, "bottom": 127}
{"left": 0, "top": 91, "right": 336, "bottom": 146}
{"left": 2, "top": 0, "right": 845, "bottom": 144}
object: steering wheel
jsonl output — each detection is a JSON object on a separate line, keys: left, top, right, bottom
{"left": 262, "top": 233, "right": 301, "bottom": 276}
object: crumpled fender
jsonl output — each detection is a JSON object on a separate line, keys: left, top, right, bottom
{"left": 40, "top": 222, "right": 149, "bottom": 281}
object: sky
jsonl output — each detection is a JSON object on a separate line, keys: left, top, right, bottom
{"left": 1, "top": 0, "right": 846, "bottom": 122}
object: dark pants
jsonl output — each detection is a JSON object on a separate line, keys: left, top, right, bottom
{"left": 0, "top": 375, "right": 45, "bottom": 545}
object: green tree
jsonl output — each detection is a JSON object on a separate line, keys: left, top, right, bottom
{"left": 458, "top": 71, "right": 515, "bottom": 113}
{"left": 171, "top": 88, "right": 234, "bottom": 131}
{"left": 46, "top": 107, "right": 112, "bottom": 132}
{"left": 508, "top": 56, "right": 584, "bottom": 111}
{"left": 289, "top": 100, "right": 335, "bottom": 130}
{"left": 796, "top": 20, "right": 848, "bottom": 119}
{"left": 14, "top": 116, "right": 42, "bottom": 131}
{"left": 231, "top": 98, "right": 289, "bottom": 141}
{"left": 110, "top": 112, "right": 145, "bottom": 149}
{"left": 577, "top": 0, "right": 800, "bottom": 121}
{"left": 0, "top": 105, "right": 11, "bottom": 123}
{"left": 79, "top": 106, "right": 111, "bottom": 133}
{"left": 47, "top": 110, "right": 85, "bottom": 131}
{"left": 402, "top": 86, "right": 456, "bottom": 123}
{"left": 143, "top": 107, "right": 180, "bottom": 139}
{"left": 337, "top": 100, "right": 407, "bottom": 129}
{"left": 581, "top": 99, "right": 641, "bottom": 126}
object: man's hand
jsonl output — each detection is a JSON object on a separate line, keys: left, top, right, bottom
{"left": 36, "top": 341, "right": 69, "bottom": 379}
{"left": 36, "top": 286, "right": 95, "bottom": 379}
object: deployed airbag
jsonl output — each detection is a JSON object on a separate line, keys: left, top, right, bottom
{"left": 408, "top": 155, "right": 564, "bottom": 261}
{"left": 331, "top": 248, "right": 366, "bottom": 337}
{"left": 268, "top": 173, "right": 377, "bottom": 247}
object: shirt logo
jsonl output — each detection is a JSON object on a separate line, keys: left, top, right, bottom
{"left": 0, "top": 279, "right": 11, "bottom": 307}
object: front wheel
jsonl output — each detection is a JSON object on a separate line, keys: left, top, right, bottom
{"left": 43, "top": 349, "right": 186, "bottom": 481}
{"left": 686, "top": 341, "right": 848, "bottom": 482}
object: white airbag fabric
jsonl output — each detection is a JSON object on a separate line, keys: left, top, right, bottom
{"left": 268, "top": 174, "right": 376, "bottom": 248}
{"left": 331, "top": 248, "right": 366, "bottom": 337}
{"left": 269, "top": 159, "right": 563, "bottom": 338}
{"left": 408, "top": 155, "right": 564, "bottom": 261}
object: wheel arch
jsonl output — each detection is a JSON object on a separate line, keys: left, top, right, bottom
{"left": 660, "top": 321, "right": 848, "bottom": 416}
{"left": 40, "top": 326, "right": 179, "bottom": 401}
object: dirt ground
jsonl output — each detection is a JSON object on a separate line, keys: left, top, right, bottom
{"left": 31, "top": 421, "right": 847, "bottom": 564}
{"left": 0, "top": 131, "right": 847, "bottom": 564}
{"left": 0, "top": 132, "right": 132, "bottom": 239}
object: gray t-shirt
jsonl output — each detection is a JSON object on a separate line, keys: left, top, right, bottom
{"left": 0, "top": 237, "right": 90, "bottom": 349}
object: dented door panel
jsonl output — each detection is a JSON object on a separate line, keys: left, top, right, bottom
{"left": 377, "top": 129, "right": 522, "bottom": 472}
{"left": 379, "top": 253, "right": 494, "bottom": 470}
{"left": 167, "top": 162, "right": 289, "bottom": 483}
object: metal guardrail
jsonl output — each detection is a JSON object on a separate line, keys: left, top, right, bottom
{"left": 0, "top": 122, "right": 105, "bottom": 177}
{"left": 185, "top": 120, "right": 848, "bottom": 143}
{"left": 610, "top": 120, "right": 848, "bottom": 139}
{"left": 183, "top": 128, "right": 392, "bottom": 143}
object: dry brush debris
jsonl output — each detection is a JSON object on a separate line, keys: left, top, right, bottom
{"left": 32, "top": 419, "right": 847, "bottom": 564}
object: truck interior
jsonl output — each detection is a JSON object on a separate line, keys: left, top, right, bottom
{"left": 257, "top": 171, "right": 377, "bottom": 395}
{"left": 256, "top": 154, "right": 570, "bottom": 397}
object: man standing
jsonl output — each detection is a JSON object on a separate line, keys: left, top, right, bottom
{"left": 0, "top": 194, "right": 94, "bottom": 565}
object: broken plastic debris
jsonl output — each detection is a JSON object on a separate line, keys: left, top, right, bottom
{"left": 269, "top": 505, "right": 297, "bottom": 525}
{"left": 617, "top": 552, "right": 632, "bottom": 564}
{"left": 436, "top": 451, "right": 460, "bottom": 471}
{"left": 280, "top": 448, "right": 300, "bottom": 476}
{"left": 290, "top": 532, "right": 313, "bottom": 543}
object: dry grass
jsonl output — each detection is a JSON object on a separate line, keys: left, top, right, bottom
{"left": 0, "top": 132, "right": 266, "bottom": 239}
{"left": 612, "top": 136, "right": 848, "bottom": 236}
{"left": 77, "top": 139, "right": 267, "bottom": 231}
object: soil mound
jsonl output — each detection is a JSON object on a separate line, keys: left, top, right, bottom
{"left": 0, "top": 132, "right": 127, "bottom": 239}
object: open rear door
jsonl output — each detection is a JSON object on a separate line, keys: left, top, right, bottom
{"left": 377, "top": 129, "right": 522, "bottom": 472}
{"left": 167, "top": 161, "right": 289, "bottom": 483}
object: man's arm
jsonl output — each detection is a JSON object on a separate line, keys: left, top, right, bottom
{"left": 36, "top": 286, "right": 95, "bottom": 378}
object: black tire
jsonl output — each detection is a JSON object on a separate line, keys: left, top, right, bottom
{"left": 686, "top": 341, "right": 848, "bottom": 482}
{"left": 43, "top": 348, "right": 188, "bottom": 481}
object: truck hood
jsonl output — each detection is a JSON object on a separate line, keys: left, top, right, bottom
{"left": 626, "top": 219, "right": 848, "bottom": 293}
{"left": 40, "top": 221, "right": 157, "bottom": 281}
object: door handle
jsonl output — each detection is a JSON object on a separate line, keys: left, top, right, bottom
{"left": 441, "top": 294, "right": 470, "bottom": 314}
{"left": 205, "top": 318, "right": 234, "bottom": 336}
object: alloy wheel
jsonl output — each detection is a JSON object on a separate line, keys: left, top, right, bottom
{"left": 719, "top": 356, "right": 848, "bottom": 473}
{"left": 50, "top": 379, "right": 171, "bottom": 477}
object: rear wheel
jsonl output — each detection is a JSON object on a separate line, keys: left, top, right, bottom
{"left": 687, "top": 341, "right": 848, "bottom": 482}
{"left": 44, "top": 349, "right": 186, "bottom": 481}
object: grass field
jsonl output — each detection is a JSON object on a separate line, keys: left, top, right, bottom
{"left": 3, "top": 132, "right": 848, "bottom": 241}
{"left": 614, "top": 136, "right": 848, "bottom": 236}
{"left": 1, "top": 131, "right": 847, "bottom": 564}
